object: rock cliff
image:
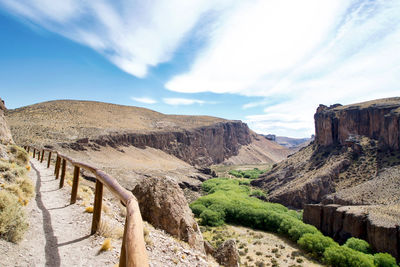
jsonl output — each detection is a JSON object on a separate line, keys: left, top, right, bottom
{"left": 315, "top": 97, "right": 400, "bottom": 149}
{"left": 0, "top": 98, "right": 14, "bottom": 144}
{"left": 304, "top": 204, "right": 400, "bottom": 261}
{"left": 61, "top": 120, "right": 251, "bottom": 166}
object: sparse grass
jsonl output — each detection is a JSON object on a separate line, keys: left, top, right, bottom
{"left": 97, "top": 218, "right": 124, "bottom": 239}
{"left": 143, "top": 225, "right": 153, "bottom": 246}
{"left": 0, "top": 190, "right": 28, "bottom": 242}
{"left": 85, "top": 206, "right": 94, "bottom": 213}
{"left": 100, "top": 238, "right": 112, "bottom": 251}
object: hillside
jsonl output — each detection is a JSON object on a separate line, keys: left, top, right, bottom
{"left": 6, "top": 100, "right": 289, "bottom": 194}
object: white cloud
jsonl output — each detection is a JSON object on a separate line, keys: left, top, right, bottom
{"left": 163, "top": 98, "right": 206, "bottom": 106}
{"left": 131, "top": 97, "right": 157, "bottom": 104}
{"left": 0, "top": 0, "right": 228, "bottom": 77}
{"left": 166, "top": 0, "right": 400, "bottom": 136}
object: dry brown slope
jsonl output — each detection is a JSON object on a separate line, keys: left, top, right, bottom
{"left": 6, "top": 100, "right": 226, "bottom": 145}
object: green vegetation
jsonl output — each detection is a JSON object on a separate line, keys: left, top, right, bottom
{"left": 0, "top": 190, "right": 28, "bottom": 242}
{"left": 228, "top": 168, "right": 266, "bottom": 179}
{"left": 344, "top": 237, "right": 372, "bottom": 254}
{"left": 191, "top": 177, "right": 399, "bottom": 267}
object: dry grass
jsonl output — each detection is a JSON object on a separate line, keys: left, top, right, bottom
{"left": 0, "top": 190, "right": 28, "bottom": 243}
{"left": 100, "top": 238, "right": 112, "bottom": 251}
{"left": 97, "top": 218, "right": 124, "bottom": 239}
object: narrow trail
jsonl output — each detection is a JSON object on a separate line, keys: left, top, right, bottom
{"left": 0, "top": 158, "right": 120, "bottom": 267}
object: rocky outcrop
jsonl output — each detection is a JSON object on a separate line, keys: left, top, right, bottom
{"left": 132, "top": 176, "right": 204, "bottom": 252}
{"left": 0, "top": 98, "right": 13, "bottom": 144}
{"left": 304, "top": 204, "right": 400, "bottom": 260}
{"left": 315, "top": 98, "right": 400, "bottom": 149}
{"left": 213, "top": 240, "right": 240, "bottom": 267}
{"left": 61, "top": 121, "right": 251, "bottom": 166}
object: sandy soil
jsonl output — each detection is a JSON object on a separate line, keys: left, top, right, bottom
{"left": 0, "top": 158, "right": 120, "bottom": 267}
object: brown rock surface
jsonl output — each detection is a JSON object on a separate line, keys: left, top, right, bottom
{"left": 314, "top": 97, "right": 400, "bottom": 149}
{"left": 304, "top": 203, "right": 400, "bottom": 260}
{"left": 132, "top": 176, "right": 204, "bottom": 252}
{"left": 213, "top": 239, "right": 239, "bottom": 267}
{"left": 0, "top": 97, "right": 14, "bottom": 144}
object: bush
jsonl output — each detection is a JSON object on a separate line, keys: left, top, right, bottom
{"left": 298, "top": 233, "right": 337, "bottom": 257}
{"left": 0, "top": 190, "right": 28, "bottom": 242}
{"left": 373, "top": 253, "right": 398, "bottom": 267}
{"left": 190, "top": 203, "right": 207, "bottom": 216}
{"left": 250, "top": 189, "right": 267, "bottom": 199}
{"left": 323, "top": 246, "right": 374, "bottom": 267}
{"left": 200, "top": 209, "right": 224, "bottom": 226}
{"left": 344, "top": 237, "right": 372, "bottom": 254}
{"left": 8, "top": 145, "right": 29, "bottom": 165}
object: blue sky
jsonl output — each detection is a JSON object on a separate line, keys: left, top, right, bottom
{"left": 0, "top": 0, "right": 399, "bottom": 138}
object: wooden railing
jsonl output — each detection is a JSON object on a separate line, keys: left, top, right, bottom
{"left": 24, "top": 146, "right": 149, "bottom": 267}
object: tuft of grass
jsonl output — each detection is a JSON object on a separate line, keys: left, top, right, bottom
{"left": 85, "top": 206, "right": 94, "bottom": 213}
{"left": 98, "top": 218, "right": 124, "bottom": 239}
{"left": 100, "top": 238, "right": 112, "bottom": 251}
{"left": 8, "top": 145, "right": 29, "bottom": 165}
{"left": 0, "top": 190, "right": 28, "bottom": 242}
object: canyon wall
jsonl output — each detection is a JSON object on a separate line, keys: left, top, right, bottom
{"left": 315, "top": 98, "right": 400, "bottom": 149}
{"left": 61, "top": 121, "right": 251, "bottom": 166}
{"left": 0, "top": 98, "right": 14, "bottom": 144}
{"left": 304, "top": 204, "right": 400, "bottom": 261}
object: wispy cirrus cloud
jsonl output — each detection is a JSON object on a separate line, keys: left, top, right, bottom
{"left": 166, "top": 0, "right": 400, "bottom": 136}
{"left": 0, "top": 0, "right": 228, "bottom": 77}
{"left": 131, "top": 97, "right": 157, "bottom": 104}
{"left": 163, "top": 98, "right": 207, "bottom": 106}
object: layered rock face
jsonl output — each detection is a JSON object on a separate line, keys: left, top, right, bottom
{"left": 304, "top": 204, "right": 400, "bottom": 260}
{"left": 132, "top": 176, "right": 204, "bottom": 252}
{"left": 315, "top": 98, "right": 400, "bottom": 149}
{"left": 0, "top": 98, "right": 14, "bottom": 144}
{"left": 62, "top": 121, "right": 251, "bottom": 166}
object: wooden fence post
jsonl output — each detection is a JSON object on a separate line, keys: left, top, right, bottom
{"left": 33, "top": 148, "right": 36, "bottom": 158}
{"left": 27, "top": 147, "right": 30, "bottom": 153}
{"left": 37, "top": 150, "right": 40, "bottom": 160}
{"left": 70, "top": 166, "right": 80, "bottom": 204}
{"left": 59, "top": 159, "right": 66, "bottom": 188}
{"left": 119, "top": 220, "right": 127, "bottom": 267}
{"left": 47, "top": 152, "right": 52, "bottom": 168}
{"left": 55, "top": 157, "right": 61, "bottom": 179}
{"left": 91, "top": 180, "right": 103, "bottom": 235}
{"left": 40, "top": 150, "right": 45, "bottom": 162}
{"left": 54, "top": 156, "right": 60, "bottom": 175}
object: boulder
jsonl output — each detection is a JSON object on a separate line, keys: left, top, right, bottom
{"left": 132, "top": 176, "right": 204, "bottom": 252}
{"left": 213, "top": 239, "right": 239, "bottom": 267}
{"left": 0, "top": 98, "right": 13, "bottom": 144}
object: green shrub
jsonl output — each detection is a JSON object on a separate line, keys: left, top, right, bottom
{"left": 250, "top": 189, "right": 267, "bottom": 198}
{"left": 190, "top": 203, "right": 207, "bottom": 216}
{"left": 0, "top": 190, "right": 28, "bottom": 243}
{"left": 373, "top": 253, "right": 398, "bottom": 267}
{"left": 298, "top": 233, "right": 337, "bottom": 257}
{"left": 200, "top": 209, "right": 224, "bottom": 226}
{"left": 344, "top": 237, "right": 372, "bottom": 254}
{"left": 8, "top": 145, "right": 29, "bottom": 165}
{"left": 323, "top": 246, "right": 374, "bottom": 267}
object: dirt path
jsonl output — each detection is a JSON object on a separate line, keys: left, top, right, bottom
{"left": 0, "top": 158, "right": 120, "bottom": 267}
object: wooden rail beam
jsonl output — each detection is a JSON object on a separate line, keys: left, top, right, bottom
{"left": 59, "top": 159, "right": 66, "bottom": 188}
{"left": 47, "top": 152, "right": 52, "bottom": 168}
{"left": 70, "top": 166, "right": 80, "bottom": 204}
{"left": 91, "top": 180, "right": 103, "bottom": 235}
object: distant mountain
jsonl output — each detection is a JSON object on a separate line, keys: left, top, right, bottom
{"left": 261, "top": 134, "right": 313, "bottom": 150}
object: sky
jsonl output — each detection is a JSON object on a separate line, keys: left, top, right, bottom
{"left": 0, "top": 0, "right": 399, "bottom": 138}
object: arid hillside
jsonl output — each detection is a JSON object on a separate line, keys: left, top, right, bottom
{"left": 6, "top": 100, "right": 289, "bottom": 195}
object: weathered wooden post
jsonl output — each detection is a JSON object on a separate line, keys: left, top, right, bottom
{"left": 54, "top": 156, "right": 60, "bottom": 176}
{"left": 91, "top": 180, "right": 103, "bottom": 234}
{"left": 27, "top": 146, "right": 30, "bottom": 153}
{"left": 55, "top": 157, "right": 61, "bottom": 179}
{"left": 40, "top": 150, "right": 45, "bottom": 162}
{"left": 59, "top": 159, "right": 66, "bottom": 188}
{"left": 37, "top": 150, "right": 40, "bottom": 160}
{"left": 47, "top": 152, "right": 52, "bottom": 168}
{"left": 33, "top": 148, "right": 36, "bottom": 158}
{"left": 70, "top": 166, "right": 80, "bottom": 204}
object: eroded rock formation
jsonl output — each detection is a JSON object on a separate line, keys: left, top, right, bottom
{"left": 132, "top": 176, "right": 204, "bottom": 252}
{"left": 0, "top": 98, "right": 14, "bottom": 144}
{"left": 304, "top": 204, "right": 400, "bottom": 260}
{"left": 315, "top": 98, "right": 400, "bottom": 149}
{"left": 213, "top": 240, "right": 240, "bottom": 267}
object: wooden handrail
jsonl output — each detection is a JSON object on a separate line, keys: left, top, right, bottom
{"left": 24, "top": 146, "right": 149, "bottom": 267}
